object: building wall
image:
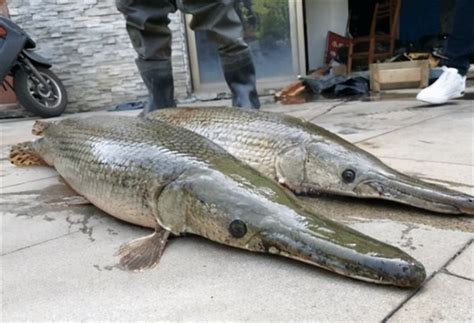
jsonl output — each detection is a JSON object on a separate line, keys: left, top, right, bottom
{"left": 8, "top": 0, "right": 192, "bottom": 113}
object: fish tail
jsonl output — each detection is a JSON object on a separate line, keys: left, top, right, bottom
{"left": 9, "top": 141, "right": 47, "bottom": 167}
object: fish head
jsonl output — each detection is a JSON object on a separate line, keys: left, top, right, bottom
{"left": 164, "top": 169, "right": 426, "bottom": 287}
{"left": 245, "top": 213, "right": 427, "bottom": 288}
{"left": 276, "top": 137, "right": 474, "bottom": 215}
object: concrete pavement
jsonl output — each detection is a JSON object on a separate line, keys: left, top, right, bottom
{"left": 1, "top": 94, "right": 473, "bottom": 321}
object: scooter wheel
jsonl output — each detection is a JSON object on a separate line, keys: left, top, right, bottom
{"left": 14, "top": 66, "right": 68, "bottom": 118}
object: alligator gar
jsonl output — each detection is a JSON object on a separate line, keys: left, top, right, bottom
{"left": 10, "top": 116, "right": 425, "bottom": 287}
{"left": 146, "top": 107, "right": 474, "bottom": 215}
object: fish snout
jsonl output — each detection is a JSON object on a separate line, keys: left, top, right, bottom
{"left": 317, "top": 249, "right": 427, "bottom": 288}
{"left": 258, "top": 228, "right": 426, "bottom": 288}
{"left": 374, "top": 257, "right": 426, "bottom": 288}
{"left": 355, "top": 172, "right": 474, "bottom": 215}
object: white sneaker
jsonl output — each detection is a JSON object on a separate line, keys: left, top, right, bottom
{"left": 416, "top": 67, "right": 466, "bottom": 104}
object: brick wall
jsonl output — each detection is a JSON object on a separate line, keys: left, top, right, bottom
{"left": 8, "top": 0, "right": 192, "bottom": 113}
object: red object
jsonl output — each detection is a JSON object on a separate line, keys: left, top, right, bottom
{"left": 0, "top": 26, "right": 7, "bottom": 38}
{"left": 325, "top": 31, "right": 350, "bottom": 64}
{"left": 0, "top": 77, "right": 17, "bottom": 104}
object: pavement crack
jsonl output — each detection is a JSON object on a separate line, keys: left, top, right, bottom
{"left": 382, "top": 239, "right": 474, "bottom": 322}
{"left": 441, "top": 269, "right": 473, "bottom": 282}
{"left": 1, "top": 230, "right": 81, "bottom": 257}
{"left": 2, "top": 175, "right": 58, "bottom": 189}
{"left": 308, "top": 100, "right": 349, "bottom": 121}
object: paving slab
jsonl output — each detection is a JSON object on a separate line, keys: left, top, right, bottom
{"left": 2, "top": 97, "right": 474, "bottom": 321}
{"left": 1, "top": 119, "right": 38, "bottom": 146}
{"left": 388, "top": 273, "right": 473, "bottom": 322}
{"left": 358, "top": 109, "right": 473, "bottom": 166}
{"left": 2, "top": 157, "right": 58, "bottom": 189}
{"left": 347, "top": 220, "right": 473, "bottom": 278}
{"left": 0, "top": 222, "right": 413, "bottom": 321}
{"left": 1, "top": 176, "right": 124, "bottom": 255}
{"left": 300, "top": 100, "right": 460, "bottom": 143}
{"left": 446, "top": 242, "right": 473, "bottom": 280}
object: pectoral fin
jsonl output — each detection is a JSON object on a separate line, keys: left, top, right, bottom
{"left": 116, "top": 227, "right": 171, "bottom": 272}
{"left": 9, "top": 141, "right": 47, "bottom": 167}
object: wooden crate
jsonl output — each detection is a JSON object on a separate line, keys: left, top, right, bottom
{"left": 369, "top": 60, "right": 429, "bottom": 92}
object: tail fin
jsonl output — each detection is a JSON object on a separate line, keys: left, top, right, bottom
{"left": 9, "top": 141, "right": 47, "bottom": 167}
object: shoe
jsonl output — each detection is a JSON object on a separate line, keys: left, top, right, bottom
{"left": 416, "top": 67, "right": 466, "bottom": 104}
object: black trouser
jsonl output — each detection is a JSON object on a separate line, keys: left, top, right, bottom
{"left": 443, "top": 0, "right": 474, "bottom": 76}
{"left": 116, "top": 0, "right": 260, "bottom": 109}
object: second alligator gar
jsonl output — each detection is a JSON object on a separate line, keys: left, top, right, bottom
{"left": 10, "top": 116, "right": 425, "bottom": 287}
{"left": 146, "top": 107, "right": 474, "bottom": 215}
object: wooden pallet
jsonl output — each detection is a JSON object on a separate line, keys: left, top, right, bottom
{"left": 369, "top": 60, "right": 430, "bottom": 92}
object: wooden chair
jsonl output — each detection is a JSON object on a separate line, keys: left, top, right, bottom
{"left": 347, "top": 0, "right": 401, "bottom": 73}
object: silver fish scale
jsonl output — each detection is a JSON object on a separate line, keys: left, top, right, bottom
{"left": 37, "top": 116, "right": 240, "bottom": 228}
{"left": 146, "top": 108, "right": 315, "bottom": 178}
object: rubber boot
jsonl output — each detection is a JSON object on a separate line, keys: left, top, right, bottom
{"left": 140, "top": 69, "right": 176, "bottom": 115}
{"left": 221, "top": 51, "right": 261, "bottom": 110}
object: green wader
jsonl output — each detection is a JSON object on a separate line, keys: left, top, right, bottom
{"left": 116, "top": 0, "right": 261, "bottom": 113}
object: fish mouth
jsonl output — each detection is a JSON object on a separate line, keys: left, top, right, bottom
{"left": 354, "top": 172, "right": 474, "bottom": 215}
{"left": 253, "top": 217, "right": 426, "bottom": 288}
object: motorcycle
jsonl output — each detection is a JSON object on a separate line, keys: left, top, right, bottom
{"left": 0, "top": 16, "right": 67, "bottom": 118}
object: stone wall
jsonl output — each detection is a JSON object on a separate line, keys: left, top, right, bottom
{"left": 8, "top": 0, "right": 192, "bottom": 113}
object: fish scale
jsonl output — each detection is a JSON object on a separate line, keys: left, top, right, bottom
{"left": 36, "top": 117, "right": 216, "bottom": 227}
{"left": 147, "top": 108, "right": 317, "bottom": 179}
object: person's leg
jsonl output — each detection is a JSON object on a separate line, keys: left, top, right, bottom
{"left": 183, "top": 0, "right": 261, "bottom": 109}
{"left": 116, "top": 0, "right": 177, "bottom": 112}
{"left": 417, "top": 0, "right": 473, "bottom": 104}
{"left": 442, "top": 0, "right": 474, "bottom": 76}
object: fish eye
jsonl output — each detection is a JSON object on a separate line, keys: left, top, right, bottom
{"left": 342, "top": 169, "right": 356, "bottom": 183}
{"left": 229, "top": 219, "right": 247, "bottom": 238}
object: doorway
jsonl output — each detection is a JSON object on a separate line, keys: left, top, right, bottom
{"left": 185, "top": 0, "right": 306, "bottom": 93}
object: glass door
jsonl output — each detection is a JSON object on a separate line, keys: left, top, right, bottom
{"left": 186, "top": 0, "right": 305, "bottom": 92}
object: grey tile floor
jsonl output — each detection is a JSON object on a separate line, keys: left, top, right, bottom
{"left": 1, "top": 94, "right": 473, "bottom": 321}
